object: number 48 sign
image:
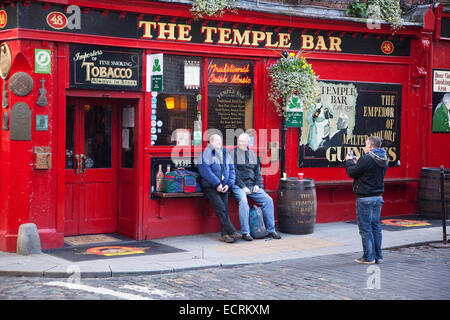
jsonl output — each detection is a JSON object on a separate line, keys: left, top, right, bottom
{"left": 35, "top": 49, "right": 51, "bottom": 74}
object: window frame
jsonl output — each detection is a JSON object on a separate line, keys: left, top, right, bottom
{"left": 146, "top": 50, "right": 262, "bottom": 149}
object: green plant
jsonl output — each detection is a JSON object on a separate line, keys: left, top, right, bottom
{"left": 346, "top": 0, "right": 369, "bottom": 18}
{"left": 374, "top": 0, "right": 404, "bottom": 32}
{"left": 190, "top": 0, "right": 236, "bottom": 18}
{"left": 346, "top": 0, "right": 404, "bottom": 32}
{"left": 268, "top": 51, "right": 319, "bottom": 117}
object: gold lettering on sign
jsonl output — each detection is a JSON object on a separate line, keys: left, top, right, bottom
{"left": 301, "top": 35, "right": 342, "bottom": 52}
{"left": 177, "top": 24, "right": 192, "bottom": 42}
{"left": 138, "top": 20, "right": 344, "bottom": 51}
{"left": 138, "top": 21, "right": 157, "bottom": 39}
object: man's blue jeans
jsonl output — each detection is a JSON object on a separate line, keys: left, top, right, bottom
{"left": 231, "top": 185, "right": 275, "bottom": 234}
{"left": 356, "top": 196, "right": 384, "bottom": 262}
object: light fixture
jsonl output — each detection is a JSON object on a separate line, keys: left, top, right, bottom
{"left": 165, "top": 97, "right": 175, "bottom": 110}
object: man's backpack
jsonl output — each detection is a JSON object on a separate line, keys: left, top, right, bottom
{"left": 163, "top": 168, "right": 201, "bottom": 193}
{"left": 249, "top": 205, "right": 268, "bottom": 239}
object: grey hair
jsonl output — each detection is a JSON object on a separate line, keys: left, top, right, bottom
{"left": 238, "top": 133, "right": 250, "bottom": 142}
{"left": 367, "top": 135, "right": 382, "bottom": 148}
{"left": 209, "top": 134, "right": 222, "bottom": 143}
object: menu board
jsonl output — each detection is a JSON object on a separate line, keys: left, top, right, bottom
{"left": 207, "top": 59, "right": 254, "bottom": 136}
{"left": 209, "top": 87, "right": 246, "bottom": 130}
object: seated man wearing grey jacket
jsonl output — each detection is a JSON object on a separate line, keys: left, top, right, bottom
{"left": 230, "top": 133, "right": 281, "bottom": 241}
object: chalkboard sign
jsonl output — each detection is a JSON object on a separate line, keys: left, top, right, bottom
{"left": 208, "top": 86, "right": 247, "bottom": 131}
{"left": 207, "top": 58, "right": 254, "bottom": 138}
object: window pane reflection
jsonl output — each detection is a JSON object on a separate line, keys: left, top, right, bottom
{"left": 153, "top": 55, "right": 202, "bottom": 146}
{"left": 65, "top": 104, "right": 75, "bottom": 169}
{"left": 84, "top": 104, "right": 112, "bottom": 169}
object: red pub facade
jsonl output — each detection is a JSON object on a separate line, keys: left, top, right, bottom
{"left": 0, "top": 0, "right": 449, "bottom": 252}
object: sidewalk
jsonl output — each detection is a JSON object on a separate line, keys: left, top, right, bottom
{"left": 0, "top": 220, "right": 446, "bottom": 278}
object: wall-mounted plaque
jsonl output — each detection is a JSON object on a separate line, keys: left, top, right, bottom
{"left": 0, "top": 43, "right": 11, "bottom": 80}
{"left": 9, "top": 72, "right": 33, "bottom": 97}
{"left": 36, "top": 78, "right": 48, "bottom": 106}
{"left": 36, "top": 114, "right": 48, "bottom": 131}
{"left": 10, "top": 102, "right": 31, "bottom": 140}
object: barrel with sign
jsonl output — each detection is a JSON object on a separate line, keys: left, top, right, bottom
{"left": 277, "top": 178, "right": 317, "bottom": 234}
{"left": 417, "top": 167, "right": 450, "bottom": 219}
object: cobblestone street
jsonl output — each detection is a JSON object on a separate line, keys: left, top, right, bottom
{"left": 0, "top": 245, "right": 449, "bottom": 301}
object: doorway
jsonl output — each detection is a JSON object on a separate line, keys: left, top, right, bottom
{"left": 64, "top": 98, "right": 137, "bottom": 237}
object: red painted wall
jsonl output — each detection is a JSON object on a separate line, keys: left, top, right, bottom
{"left": 0, "top": 40, "right": 62, "bottom": 252}
{"left": 0, "top": 1, "right": 448, "bottom": 251}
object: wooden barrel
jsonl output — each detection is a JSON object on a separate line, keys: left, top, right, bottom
{"left": 417, "top": 167, "right": 450, "bottom": 219}
{"left": 277, "top": 178, "right": 317, "bottom": 234}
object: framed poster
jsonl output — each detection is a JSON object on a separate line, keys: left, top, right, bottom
{"left": 298, "top": 80, "right": 402, "bottom": 168}
{"left": 431, "top": 69, "right": 450, "bottom": 133}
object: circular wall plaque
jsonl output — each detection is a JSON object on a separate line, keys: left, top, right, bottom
{"left": 8, "top": 72, "right": 33, "bottom": 97}
{"left": 0, "top": 43, "right": 12, "bottom": 80}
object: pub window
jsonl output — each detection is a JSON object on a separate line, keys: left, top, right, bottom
{"left": 207, "top": 58, "right": 254, "bottom": 144}
{"left": 152, "top": 55, "right": 203, "bottom": 146}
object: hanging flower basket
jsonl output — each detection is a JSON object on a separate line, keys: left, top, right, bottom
{"left": 268, "top": 51, "right": 319, "bottom": 117}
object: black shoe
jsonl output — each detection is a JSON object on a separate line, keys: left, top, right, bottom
{"left": 221, "top": 234, "right": 235, "bottom": 243}
{"left": 230, "top": 231, "right": 242, "bottom": 241}
{"left": 242, "top": 233, "right": 253, "bottom": 241}
{"left": 354, "top": 257, "right": 375, "bottom": 264}
{"left": 268, "top": 232, "right": 281, "bottom": 239}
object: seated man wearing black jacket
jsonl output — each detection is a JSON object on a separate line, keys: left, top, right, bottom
{"left": 346, "top": 135, "right": 388, "bottom": 265}
{"left": 230, "top": 133, "right": 281, "bottom": 241}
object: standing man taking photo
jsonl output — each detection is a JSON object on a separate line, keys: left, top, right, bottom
{"left": 345, "top": 136, "right": 388, "bottom": 264}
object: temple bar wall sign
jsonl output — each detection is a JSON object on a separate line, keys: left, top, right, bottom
{"left": 6, "top": 2, "right": 411, "bottom": 57}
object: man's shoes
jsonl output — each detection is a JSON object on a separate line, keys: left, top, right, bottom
{"left": 376, "top": 259, "right": 384, "bottom": 264}
{"left": 354, "top": 257, "right": 375, "bottom": 264}
{"left": 221, "top": 234, "right": 235, "bottom": 243}
{"left": 230, "top": 232, "right": 242, "bottom": 241}
{"left": 268, "top": 232, "right": 281, "bottom": 239}
{"left": 242, "top": 233, "right": 253, "bottom": 241}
